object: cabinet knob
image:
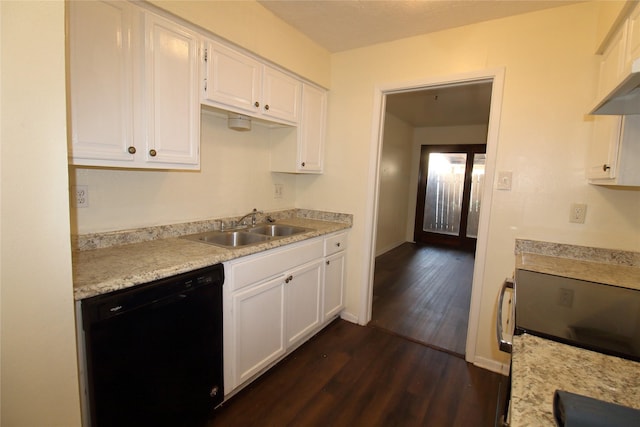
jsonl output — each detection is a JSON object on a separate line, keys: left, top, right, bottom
{"left": 301, "top": 162, "right": 306, "bottom": 167}
{"left": 602, "top": 164, "right": 611, "bottom": 172}
{"left": 285, "top": 275, "right": 293, "bottom": 284}
{"left": 264, "top": 104, "right": 270, "bottom": 111}
{"left": 336, "top": 242, "right": 341, "bottom": 247}
{"left": 149, "top": 149, "right": 157, "bottom": 157}
{"left": 254, "top": 101, "right": 260, "bottom": 108}
{"left": 127, "top": 146, "right": 136, "bottom": 154}
{"left": 326, "top": 260, "right": 330, "bottom": 265}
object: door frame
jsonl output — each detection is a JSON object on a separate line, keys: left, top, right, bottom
{"left": 360, "top": 67, "right": 505, "bottom": 365}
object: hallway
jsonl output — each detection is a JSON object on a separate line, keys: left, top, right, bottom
{"left": 370, "top": 242, "right": 474, "bottom": 357}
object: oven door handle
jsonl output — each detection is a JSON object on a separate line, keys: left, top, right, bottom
{"left": 497, "top": 278, "right": 514, "bottom": 353}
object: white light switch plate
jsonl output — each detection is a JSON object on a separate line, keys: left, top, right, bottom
{"left": 497, "top": 171, "right": 512, "bottom": 190}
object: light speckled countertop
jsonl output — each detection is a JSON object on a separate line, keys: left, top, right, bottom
{"left": 515, "top": 239, "right": 640, "bottom": 290}
{"left": 510, "top": 239, "right": 640, "bottom": 426}
{"left": 511, "top": 333, "right": 640, "bottom": 427}
{"left": 73, "top": 210, "right": 352, "bottom": 300}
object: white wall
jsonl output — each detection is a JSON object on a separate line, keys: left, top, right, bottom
{"left": 375, "top": 113, "right": 413, "bottom": 255}
{"left": 296, "top": 2, "right": 640, "bottom": 369}
{"left": 148, "top": 0, "right": 331, "bottom": 88}
{"left": 1, "top": 1, "right": 82, "bottom": 425}
{"left": 71, "top": 111, "right": 298, "bottom": 234}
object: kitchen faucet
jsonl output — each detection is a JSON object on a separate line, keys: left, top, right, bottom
{"left": 236, "top": 208, "right": 263, "bottom": 227}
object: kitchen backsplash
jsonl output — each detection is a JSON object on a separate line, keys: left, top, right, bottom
{"left": 515, "top": 239, "right": 640, "bottom": 267}
{"left": 73, "top": 209, "right": 353, "bottom": 251}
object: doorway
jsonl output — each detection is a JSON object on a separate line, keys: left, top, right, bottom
{"left": 414, "top": 144, "right": 486, "bottom": 251}
{"left": 365, "top": 69, "right": 504, "bottom": 363}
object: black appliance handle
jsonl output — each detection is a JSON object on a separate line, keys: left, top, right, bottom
{"left": 497, "top": 278, "right": 514, "bottom": 353}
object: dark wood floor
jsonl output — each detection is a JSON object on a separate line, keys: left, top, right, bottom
{"left": 370, "top": 242, "right": 475, "bottom": 357}
{"left": 208, "top": 320, "right": 506, "bottom": 426}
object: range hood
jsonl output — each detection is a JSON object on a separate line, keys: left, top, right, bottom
{"left": 590, "top": 57, "right": 640, "bottom": 115}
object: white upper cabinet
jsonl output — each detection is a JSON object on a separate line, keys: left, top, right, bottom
{"left": 270, "top": 83, "right": 327, "bottom": 173}
{"left": 588, "top": 3, "right": 640, "bottom": 186}
{"left": 203, "top": 41, "right": 261, "bottom": 115}
{"left": 202, "top": 40, "right": 301, "bottom": 125}
{"left": 587, "top": 115, "right": 640, "bottom": 186}
{"left": 595, "top": 23, "right": 628, "bottom": 101}
{"left": 624, "top": 2, "right": 640, "bottom": 71}
{"left": 69, "top": 0, "right": 135, "bottom": 164}
{"left": 68, "top": 1, "right": 201, "bottom": 169}
{"left": 143, "top": 12, "right": 200, "bottom": 167}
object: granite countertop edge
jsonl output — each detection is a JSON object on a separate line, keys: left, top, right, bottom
{"left": 514, "top": 238, "right": 640, "bottom": 290}
{"left": 510, "top": 333, "right": 640, "bottom": 427}
{"left": 73, "top": 210, "right": 352, "bottom": 300}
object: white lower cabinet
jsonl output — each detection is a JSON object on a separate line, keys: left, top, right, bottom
{"left": 224, "top": 231, "right": 347, "bottom": 395}
{"left": 232, "top": 275, "right": 286, "bottom": 386}
{"left": 285, "top": 260, "right": 323, "bottom": 348}
{"left": 323, "top": 232, "right": 347, "bottom": 319}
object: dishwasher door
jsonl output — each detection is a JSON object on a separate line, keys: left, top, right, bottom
{"left": 81, "top": 264, "right": 224, "bottom": 427}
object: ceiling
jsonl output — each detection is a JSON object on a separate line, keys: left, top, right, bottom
{"left": 385, "top": 81, "right": 493, "bottom": 127}
{"left": 257, "top": 0, "right": 577, "bottom": 128}
{"left": 257, "top": 0, "right": 579, "bottom": 53}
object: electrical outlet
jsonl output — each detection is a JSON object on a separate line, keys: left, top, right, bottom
{"left": 569, "top": 203, "right": 587, "bottom": 224}
{"left": 274, "top": 184, "right": 283, "bottom": 199}
{"left": 73, "top": 185, "right": 89, "bottom": 208}
{"left": 558, "top": 288, "right": 574, "bottom": 308}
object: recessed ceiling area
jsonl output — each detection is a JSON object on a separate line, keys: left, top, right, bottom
{"left": 257, "top": 0, "right": 580, "bottom": 53}
{"left": 385, "top": 81, "right": 493, "bottom": 128}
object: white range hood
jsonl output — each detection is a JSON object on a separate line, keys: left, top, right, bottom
{"left": 590, "top": 57, "right": 640, "bottom": 115}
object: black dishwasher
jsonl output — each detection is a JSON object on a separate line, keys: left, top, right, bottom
{"left": 81, "top": 264, "right": 224, "bottom": 427}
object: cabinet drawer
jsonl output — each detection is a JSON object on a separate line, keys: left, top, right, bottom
{"left": 324, "top": 232, "right": 347, "bottom": 256}
{"left": 229, "top": 239, "right": 323, "bottom": 291}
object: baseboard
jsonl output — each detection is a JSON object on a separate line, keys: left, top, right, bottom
{"left": 339, "top": 311, "right": 359, "bottom": 324}
{"left": 473, "top": 355, "right": 511, "bottom": 376}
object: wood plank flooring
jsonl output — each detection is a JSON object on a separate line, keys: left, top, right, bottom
{"left": 370, "top": 243, "right": 474, "bottom": 357}
{"left": 208, "top": 320, "right": 506, "bottom": 426}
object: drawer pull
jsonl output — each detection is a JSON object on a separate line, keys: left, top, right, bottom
{"left": 285, "top": 275, "right": 293, "bottom": 284}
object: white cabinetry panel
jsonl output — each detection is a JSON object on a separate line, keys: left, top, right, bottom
{"left": 69, "top": 0, "right": 134, "bottom": 163}
{"left": 202, "top": 40, "right": 300, "bottom": 125}
{"left": 285, "top": 260, "right": 323, "bottom": 347}
{"left": 144, "top": 13, "right": 200, "bottom": 166}
{"left": 68, "top": 1, "right": 200, "bottom": 169}
{"left": 233, "top": 275, "right": 286, "bottom": 386}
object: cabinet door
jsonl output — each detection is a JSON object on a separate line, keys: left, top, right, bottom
{"left": 597, "top": 23, "right": 628, "bottom": 100}
{"left": 285, "top": 260, "right": 323, "bottom": 348}
{"left": 68, "top": 0, "right": 135, "bottom": 164}
{"left": 298, "top": 84, "right": 326, "bottom": 172}
{"left": 262, "top": 66, "right": 301, "bottom": 124}
{"left": 233, "top": 275, "right": 285, "bottom": 387}
{"left": 324, "top": 252, "right": 345, "bottom": 320}
{"left": 203, "top": 41, "right": 261, "bottom": 115}
{"left": 625, "top": 2, "right": 640, "bottom": 71}
{"left": 587, "top": 115, "right": 622, "bottom": 180}
{"left": 144, "top": 13, "right": 200, "bottom": 167}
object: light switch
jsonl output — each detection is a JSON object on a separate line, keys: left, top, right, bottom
{"left": 497, "top": 171, "right": 512, "bottom": 191}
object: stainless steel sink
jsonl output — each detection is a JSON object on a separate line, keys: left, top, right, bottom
{"left": 246, "top": 224, "right": 311, "bottom": 237}
{"left": 183, "top": 230, "right": 271, "bottom": 248}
